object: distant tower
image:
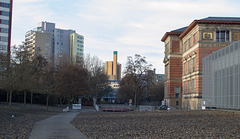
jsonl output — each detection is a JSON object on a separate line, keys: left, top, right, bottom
{"left": 113, "top": 51, "right": 117, "bottom": 80}
{"left": 104, "top": 51, "right": 121, "bottom": 80}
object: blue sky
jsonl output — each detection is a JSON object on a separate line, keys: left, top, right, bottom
{"left": 12, "top": 0, "right": 240, "bottom": 74}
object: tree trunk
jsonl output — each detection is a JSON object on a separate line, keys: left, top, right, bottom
{"left": 24, "top": 90, "right": 27, "bottom": 107}
{"left": 93, "top": 97, "right": 97, "bottom": 107}
{"left": 8, "top": 90, "right": 12, "bottom": 107}
{"left": 59, "top": 97, "right": 62, "bottom": 106}
{"left": 30, "top": 92, "right": 33, "bottom": 104}
{"left": 6, "top": 91, "right": 9, "bottom": 103}
{"left": 134, "top": 91, "right": 137, "bottom": 106}
{"left": 46, "top": 94, "right": 49, "bottom": 110}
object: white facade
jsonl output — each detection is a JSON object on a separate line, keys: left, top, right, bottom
{"left": 203, "top": 40, "right": 240, "bottom": 109}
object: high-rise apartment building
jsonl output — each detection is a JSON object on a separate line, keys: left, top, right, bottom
{"left": 25, "top": 30, "right": 51, "bottom": 60}
{"left": 0, "top": 0, "right": 13, "bottom": 55}
{"left": 161, "top": 17, "right": 240, "bottom": 109}
{"left": 25, "top": 22, "right": 84, "bottom": 64}
{"left": 70, "top": 32, "right": 84, "bottom": 64}
{"left": 104, "top": 51, "right": 121, "bottom": 81}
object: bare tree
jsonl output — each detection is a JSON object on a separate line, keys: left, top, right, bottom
{"left": 55, "top": 63, "right": 89, "bottom": 106}
{"left": 119, "top": 54, "right": 152, "bottom": 105}
{"left": 149, "top": 81, "right": 164, "bottom": 103}
{"left": 29, "top": 54, "right": 48, "bottom": 104}
{"left": 83, "top": 54, "right": 109, "bottom": 106}
{"left": 39, "top": 60, "right": 56, "bottom": 109}
{"left": 13, "top": 44, "right": 33, "bottom": 107}
{"left": 0, "top": 52, "right": 16, "bottom": 106}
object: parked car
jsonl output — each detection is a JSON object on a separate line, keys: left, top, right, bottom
{"left": 159, "top": 105, "right": 170, "bottom": 110}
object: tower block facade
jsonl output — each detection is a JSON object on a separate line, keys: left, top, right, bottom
{"left": 104, "top": 51, "right": 121, "bottom": 81}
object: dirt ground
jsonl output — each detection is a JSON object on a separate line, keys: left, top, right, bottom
{"left": 72, "top": 110, "right": 240, "bottom": 139}
{"left": 0, "top": 102, "right": 62, "bottom": 138}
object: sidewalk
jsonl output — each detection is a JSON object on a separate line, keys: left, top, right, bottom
{"left": 29, "top": 110, "right": 88, "bottom": 139}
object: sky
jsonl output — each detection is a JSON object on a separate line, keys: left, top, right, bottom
{"left": 11, "top": 0, "right": 240, "bottom": 74}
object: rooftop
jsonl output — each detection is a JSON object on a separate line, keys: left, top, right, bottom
{"left": 200, "top": 17, "right": 240, "bottom": 21}
{"left": 170, "top": 26, "right": 188, "bottom": 33}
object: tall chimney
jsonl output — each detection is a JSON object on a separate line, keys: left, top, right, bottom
{"left": 113, "top": 51, "right": 117, "bottom": 80}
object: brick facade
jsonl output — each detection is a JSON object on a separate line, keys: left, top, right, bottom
{"left": 162, "top": 17, "right": 240, "bottom": 109}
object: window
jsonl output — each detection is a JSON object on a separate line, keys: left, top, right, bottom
{"left": 185, "top": 62, "right": 187, "bottom": 75}
{"left": 175, "top": 86, "right": 180, "bottom": 98}
{"left": 77, "top": 36, "right": 83, "bottom": 40}
{"left": 188, "top": 60, "right": 191, "bottom": 73}
{"left": 77, "top": 40, "right": 83, "bottom": 44}
{"left": 1, "top": 19, "right": 9, "bottom": 25}
{"left": 77, "top": 44, "right": 83, "bottom": 47}
{"left": 188, "top": 80, "right": 191, "bottom": 94}
{"left": 176, "top": 101, "right": 179, "bottom": 106}
{"left": 183, "top": 81, "right": 186, "bottom": 94}
{"left": 0, "top": 28, "right": 8, "bottom": 33}
{"left": 193, "top": 33, "right": 197, "bottom": 45}
{"left": 183, "top": 63, "right": 186, "bottom": 75}
{"left": 0, "top": 45, "right": 7, "bottom": 50}
{"left": 1, "top": 3, "right": 10, "bottom": 8}
{"left": 46, "top": 35, "right": 50, "bottom": 38}
{"left": 45, "top": 44, "right": 49, "bottom": 46}
{"left": 77, "top": 48, "right": 83, "bottom": 51}
{"left": 192, "top": 79, "right": 195, "bottom": 93}
{"left": 188, "top": 38, "right": 191, "bottom": 48}
{"left": 0, "top": 36, "right": 8, "bottom": 42}
{"left": 1, "top": 11, "right": 9, "bottom": 16}
{"left": 46, "top": 39, "right": 50, "bottom": 42}
{"left": 216, "top": 30, "right": 229, "bottom": 42}
{"left": 192, "top": 57, "right": 196, "bottom": 72}
{"left": 184, "top": 42, "right": 187, "bottom": 52}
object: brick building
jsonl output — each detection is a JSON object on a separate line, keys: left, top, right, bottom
{"left": 161, "top": 17, "right": 240, "bottom": 109}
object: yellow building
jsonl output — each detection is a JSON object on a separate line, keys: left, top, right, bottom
{"left": 70, "top": 32, "right": 84, "bottom": 64}
{"left": 104, "top": 51, "right": 121, "bottom": 80}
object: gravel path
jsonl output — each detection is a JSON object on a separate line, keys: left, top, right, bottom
{"left": 72, "top": 110, "right": 240, "bottom": 138}
{"left": 0, "top": 103, "right": 62, "bottom": 138}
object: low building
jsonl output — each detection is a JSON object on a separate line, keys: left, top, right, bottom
{"left": 203, "top": 40, "right": 240, "bottom": 109}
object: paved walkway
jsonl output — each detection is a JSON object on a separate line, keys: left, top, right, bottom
{"left": 29, "top": 110, "right": 88, "bottom": 139}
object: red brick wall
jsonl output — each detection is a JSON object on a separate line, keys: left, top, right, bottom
{"left": 169, "top": 81, "right": 182, "bottom": 97}
{"left": 169, "top": 57, "right": 182, "bottom": 79}
{"left": 172, "top": 40, "right": 180, "bottom": 52}
{"left": 196, "top": 47, "right": 222, "bottom": 71}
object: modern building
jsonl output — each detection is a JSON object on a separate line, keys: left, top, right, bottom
{"left": 104, "top": 51, "right": 121, "bottom": 81}
{"left": 146, "top": 69, "right": 165, "bottom": 83}
{"left": 25, "top": 30, "right": 51, "bottom": 61}
{"left": 101, "top": 80, "right": 120, "bottom": 102}
{"left": 161, "top": 17, "right": 240, "bottom": 109}
{"left": 25, "top": 21, "right": 84, "bottom": 64}
{"left": 102, "top": 51, "right": 121, "bottom": 102}
{"left": 203, "top": 40, "right": 240, "bottom": 109}
{"left": 70, "top": 32, "right": 84, "bottom": 64}
{"left": 0, "top": 0, "right": 13, "bottom": 55}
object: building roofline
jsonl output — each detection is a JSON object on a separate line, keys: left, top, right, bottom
{"left": 161, "top": 32, "right": 182, "bottom": 42}
{"left": 179, "top": 19, "right": 240, "bottom": 39}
